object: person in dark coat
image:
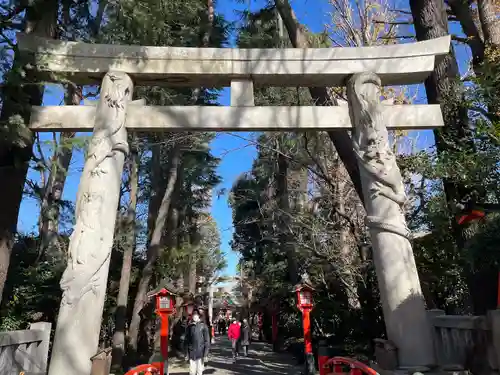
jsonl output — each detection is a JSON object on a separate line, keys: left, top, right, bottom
{"left": 240, "top": 318, "right": 251, "bottom": 357}
{"left": 218, "top": 318, "right": 226, "bottom": 335}
{"left": 172, "top": 316, "right": 187, "bottom": 355}
{"left": 185, "top": 309, "right": 210, "bottom": 375}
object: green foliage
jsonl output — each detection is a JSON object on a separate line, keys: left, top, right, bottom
{"left": 0, "top": 236, "right": 64, "bottom": 330}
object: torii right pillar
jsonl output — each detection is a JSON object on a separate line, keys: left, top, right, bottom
{"left": 347, "top": 72, "right": 435, "bottom": 369}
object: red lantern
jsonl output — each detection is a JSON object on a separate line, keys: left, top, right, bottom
{"left": 147, "top": 287, "right": 176, "bottom": 315}
{"left": 145, "top": 286, "right": 177, "bottom": 375}
{"left": 156, "top": 291, "right": 175, "bottom": 314}
{"left": 293, "top": 274, "right": 315, "bottom": 375}
{"left": 296, "top": 286, "right": 314, "bottom": 310}
{"left": 295, "top": 282, "right": 314, "bottom": 312}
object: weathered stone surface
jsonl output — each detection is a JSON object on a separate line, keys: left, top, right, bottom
{"left": 47, "top": 72, "right": 133, "bottom": 375}
{"left": 347, "top": 72, "right": 435, "bottom": 367}
{"left": 17, "top": 33, "right": 450, "bottom": 86}
{"left": 488, "top": 310, "right": 500, "bottom": 370}
{"left": 29, "top": 104, "right": 444, "bottom": 132}
{"left": 0, "top": 322, "right": 51, "bottom": 374}
{"left": 230, "top": 80, "right": 255, "bottom": 106}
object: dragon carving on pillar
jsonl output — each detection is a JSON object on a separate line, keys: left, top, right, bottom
{"left": 60, "top": 72, "right": 132, "bottom": 306}
{"left": 347, "top": 72, "right": 410, "bottom": 238}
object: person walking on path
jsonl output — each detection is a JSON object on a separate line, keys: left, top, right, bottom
{"left": 185, "top": 309, "right": 210, "bottom": 375}
{"left": 218, "top": 318, "right": 226, "bottom": 335}
{"left": 227, "top": 319, "right": 241, "bottom": 363}
{"left": 240, "top": 318, "right": 251, "bottom": 357}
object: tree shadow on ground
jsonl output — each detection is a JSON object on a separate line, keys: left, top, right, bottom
{"left": 207, "top": 359, "right": 298, "bottom": 375}
{"left": 205, "top": 339, "right": 301, "bottom": 375}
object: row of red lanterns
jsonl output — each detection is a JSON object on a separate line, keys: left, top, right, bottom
{"left": 134, "top": 275, "right": 315, "bottom": 375}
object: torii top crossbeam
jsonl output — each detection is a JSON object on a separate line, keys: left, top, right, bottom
{"left": 17, "top": 33, "right": 450, "bottom": 132}
{"left": 17, "top": 33, "right": 450, "bottom": 87}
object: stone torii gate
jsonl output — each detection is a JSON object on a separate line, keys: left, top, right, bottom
{"left": 17, "top": 33, "right": 450, "bottom": 375}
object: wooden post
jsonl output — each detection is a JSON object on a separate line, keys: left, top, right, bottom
{"left": 90, "top": 348, "right": 112, "bottom": 375}
{"left": 48, "top": 72, "right": 134, "bottom": 375}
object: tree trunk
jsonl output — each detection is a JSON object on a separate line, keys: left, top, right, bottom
{"left": 478, "top": 0, "right": 500, "bottom": 46}
{"left": 409, "top": 0, "right": 478, "bottom": 311}
{"left": 128, "top": 145, "right": 181, "bottom": 353}
{"left": 188, "top": 254, "right": 197, "bottom": 294}
{"left": 187, "top": 213, "right": 200, "bottom": 294}
{"left": 446, "top": 0, "right": 485, "bottom": 66}
{"left": 38, "top": 86, "right": 81, "bottom": 265}
{"left": 273, "top": 0, "right": 363, "bottom": 204}
{"left": 275, "top": 140, "right": 299, "bottom": 284}
{"left": 111, "top": 137, "right": 139, "bottom": 371}
{"left": 178, "top": 206, "right": 188, "bottom": 290}
{"left": 165, "top": 169, "right": 183, "bottom": 250}
{"left": 166, "top": 170, "right": 185, "bottom": 307}
{"left": 410, "top": 0, "right": 476, "bottom": 203}
{"left": 337, "top": 169, "right": 361, "bottom": 310}
{"left": 0, "top": 0, "right": 58, "bottom": 304}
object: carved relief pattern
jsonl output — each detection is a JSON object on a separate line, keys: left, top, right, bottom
{"left": 347, "top": 72, "right": 410, "bottom": 238}
{"left": 60, "top": 72, "right": 131, "bottom": 307}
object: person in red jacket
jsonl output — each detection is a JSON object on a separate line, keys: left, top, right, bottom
{"left": 227, "top": 319, "right": 241, "bottom": 363}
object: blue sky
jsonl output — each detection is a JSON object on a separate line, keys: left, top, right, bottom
{"left": 17, "top": 0, "right": 471, "bottom": 276}
{"left": 18, "top": 0, "right": 334, "bottom": 276}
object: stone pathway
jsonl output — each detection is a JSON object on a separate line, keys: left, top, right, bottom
{"left": 169, "top": 336, "right": 302, "bottom": 375}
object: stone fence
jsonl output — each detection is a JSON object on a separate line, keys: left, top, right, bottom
{"left": 428, "top": 309, "right": 500, "bottom": 372}
{"left": 0, "top": 322, "right": 51, "bottom": 375}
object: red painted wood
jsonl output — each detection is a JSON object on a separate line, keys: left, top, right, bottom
{"left": 324, "top": 356, "right": 379, "bottom": 375}
{"left": 302, "top": 309, "right": 313, "bottom": 354}
{"left": 160, "top": 314, "right": 169, "bottom": 360}
{"left": 124, "top": 363, "right": 160, "bottom": 375}
{"left": 271, "top": 313, "right": 278, "bottom": 342}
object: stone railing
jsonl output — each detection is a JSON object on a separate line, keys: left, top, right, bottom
{"left": 428, "top": 309, "right": 500, "bottom": 372}
{"left": 0, "top": 322, "right": 51, "bottom": 375}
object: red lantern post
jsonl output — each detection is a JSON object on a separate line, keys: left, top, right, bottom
{"left": 147, "top": 287, "right": 177, "bottom": 375}
{"left": 124, "top": 284, "right": 178, "bottom": 375}
{"left": 294, "top": 274, "right": 316, "bottom": 375}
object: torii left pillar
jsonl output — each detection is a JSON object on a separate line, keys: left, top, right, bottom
{"left": 48, "top": 72, "right": 134, "bottom": 375}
